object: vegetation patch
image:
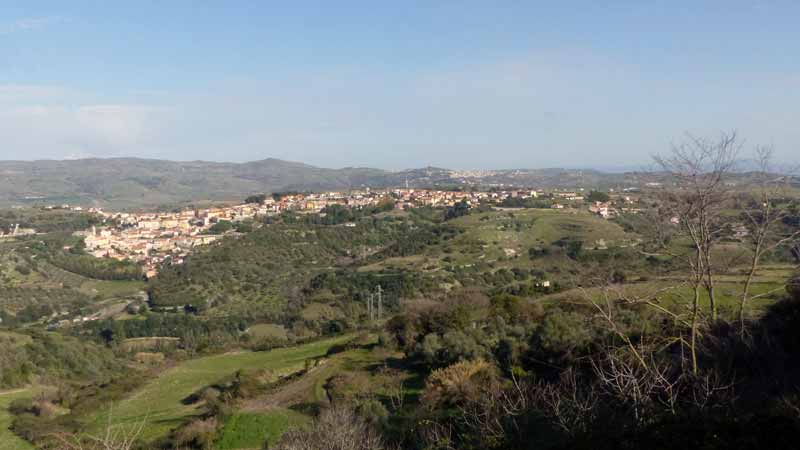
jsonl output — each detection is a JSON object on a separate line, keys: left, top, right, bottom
{"left": 88, "top": 334, "right": 354, "bottom": 441}
{"left": 216, "top": 410, "right": 308, "bottom": 449}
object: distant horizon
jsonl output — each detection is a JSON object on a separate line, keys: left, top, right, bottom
{"left": 0, "top": 154, "right": 665, "bottom": 174}
{"left": 1, "top": 154, "right": 798, "bottom": 176}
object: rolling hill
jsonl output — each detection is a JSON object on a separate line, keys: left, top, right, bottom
{"left": 0, "top": 157, "right": 638, "bottom": 209}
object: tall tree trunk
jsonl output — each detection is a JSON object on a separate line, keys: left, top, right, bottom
{"left": 690, "top": 283, "right": 700, "bottom": 376}
{"left": 739, "top": 240, "right": 762, "bottom": 335}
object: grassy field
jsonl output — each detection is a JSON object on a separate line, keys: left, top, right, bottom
{"left": 452, "top": 209, "right": 635, "bottom": 249}
{"left": 0, "top": 331, "right": 32, "bottom": 348}
{"left": 360, "top": 208, "right": 638, "bottom": 274}
{"left": 88, "top": 334, "right": 354, "bottom": 441}
{"left": 541, "top": 268, "right": 791, "bottom": 319}
{"left": 246, "top": 324, "right": 288, "bottom": 340}
{"left": 0, "top": 389, "right": 35, "bottom": 450}
{"left": 79, "top": 279, "right": 146, "bottom": 299}
{"left": 215, "top": 410, "right": 309, "bottom": 449}
{"left": 239, "top": 339, "right": 422, "bottom": 423}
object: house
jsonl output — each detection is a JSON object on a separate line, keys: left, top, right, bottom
{"left": 589, "top": 201, "right": 613, "bottom": 218}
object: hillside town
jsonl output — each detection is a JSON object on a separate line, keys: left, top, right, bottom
{"left": 66, "top": 187, "right": 642, "bottom": 278}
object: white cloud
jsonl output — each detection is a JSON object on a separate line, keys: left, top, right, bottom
{"left": 0, "top": 16, "right": 65, "bottom": 35}
{"left": 0, "top": 84, "right": 171, "bottom": 160}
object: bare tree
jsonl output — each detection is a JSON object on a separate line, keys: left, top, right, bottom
{"left": 737, "top": 146, "right": 800, "bottom": 334}
{"left": 531, "top": 369, "right": 601, "bottom": 436}
{"left": 652, "top": 132, "right": 741, "bottom": 373}
{"left": 378, "top": 367, "right": 406, "bottom": 411}
{"left": 456, "top": 369, "right": 600, "bottom": 447}
{"left": 48, "top": 412, "right": 146, "bottom": 450}
{"left": 654, "top": 131, "right": 741, "bottom": 322}
{"left": 273, "top": 406, "right": 392, "bottom": 450}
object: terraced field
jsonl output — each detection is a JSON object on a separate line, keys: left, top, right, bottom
{"left": 455, "top": 209, "right": 635, "bottom": 248}
{"left": 88, "top": 334, "right": 354, "bottom": 441}
{"left": 540, "top": 264, "right": 793, "bottom": 319}
{"left": 360, "top": 208, "right": 638, "bottom": 273}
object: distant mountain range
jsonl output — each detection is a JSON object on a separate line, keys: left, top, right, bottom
{"left": 0, "top": 157, "right": 748, "bottom": 210}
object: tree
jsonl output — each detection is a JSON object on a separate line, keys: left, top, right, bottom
{"left": 736, "top": 147, "right": 800, "bottom": 333}
{"left": 245, "top": 194, "right": 267, "bottom": 204}
{"left": 587, "top": 191, "right": 610, "bottom": 203}
{"left": 273, "top": 407, "right": 389, "bottom": 450}
{"left": 207, "top": 220, "right": 233, "bottom": 234}
{"left": 444, "top": 199, "right": 470, "bottom": 221}
{"left": 653, "top": 132, "right": 740, "bottom": 372}
{"left": 566, "top": 240, "right": 583, "bottom": 260}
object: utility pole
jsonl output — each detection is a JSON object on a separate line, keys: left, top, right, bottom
{"left": 367, "top": 292, "right": 374, "bottom": 323}
{"left": 376, "top": 285, "right": 383, "bottom": 320}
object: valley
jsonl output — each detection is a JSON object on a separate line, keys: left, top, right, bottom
{"left": 0, "top": 171, "right": 798, "bottom": 450}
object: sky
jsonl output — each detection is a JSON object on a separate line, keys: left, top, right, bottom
{"left": 0, "top": 1, "right": 799, "bottom": 170}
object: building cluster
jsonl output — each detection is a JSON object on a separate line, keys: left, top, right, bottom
{"left": 70, "top": 187, "right": 643, "bottom": 278}
{"left": 587, "top": 193, "right": 642, "bottom": 219}
{"left": 75, "top": 207, "right": 249, "bottom": 278}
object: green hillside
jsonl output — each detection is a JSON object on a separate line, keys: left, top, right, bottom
{"left": 0, "top": 158, "right": 646, "bottom": 210}
{"left": 87, "top": 334, "right": 353, "bottom": 441}
{"left": 0, "top": 388, "right": 37, "bottom": 450}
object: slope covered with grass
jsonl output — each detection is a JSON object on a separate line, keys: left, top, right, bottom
{"left": 89, "top": 334, "right": 353, "bottom": 441}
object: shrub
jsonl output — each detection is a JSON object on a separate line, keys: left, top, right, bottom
{"left": 173, "top": 417, "right": 219, "bottom": 449}
{"left": 355, "top": 398, "right": 389, "bottom": 426}
{"left": 422, "top": 359, "right": 498, "bottom": 409}
{"left": 274, "top": 407, "right": 388, "bottom": 450}
{"left": 533, "top": 309, "right": 595, "bottom": 359}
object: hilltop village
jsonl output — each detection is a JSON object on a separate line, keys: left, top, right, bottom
{"left": 68, "top": 187, "right": 641, "bottom": 278}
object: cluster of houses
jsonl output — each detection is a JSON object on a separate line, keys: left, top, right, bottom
{"left": 75, "top": 208, "right": 238, "bottom": 279}
{"left": 66, "top": 187, "right": 649, "bottom": 278}
{"left": 587, "top": 194, "right": 642, "bottom": 219}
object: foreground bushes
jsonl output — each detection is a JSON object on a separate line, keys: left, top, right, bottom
{"left": 274, "top": 407, "right": 391, "bottom": 450}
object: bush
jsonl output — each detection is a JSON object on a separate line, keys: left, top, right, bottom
{"left": 422, "top": 359, "right": 498, "bottom": 409}
{"left": 532, "top": 309, "right": 595, "bottom": 359}
{"left": 611, "top": 270, "right": 627, "bottom": 284}
{"left": 7, "top": 398, "right": 34, "bottom": 415}
{"left": 355, "top": 398, "right": 389, "bottom": 426}
{"left": 587, "top": 191, "right": 610, "bottom": 203}
{"left": 173, "top": 417, "right": 219, "bottom": 449}
{"left": 274, "top": 407, "right": 388, "bottom": 450}
{"left": 208, "top": 220, "right": 234, "bottom": 234}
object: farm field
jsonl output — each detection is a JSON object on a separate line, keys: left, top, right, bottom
{"left": 452, "top": 209, "right": 635, "bottom": 248}
{"left": 540, "top": 265, "right": 794, "bottom": 319}
{"left": 221, "top": 338, "right": 422, "bottom": 450}
{"left": 88, "top": 334, "right": 354, "bottom": 441}
{"left": 215, "top": 410, "right": 309, "bottom": 449}
{"left": 360, "top": 208, "right": 639, "bottom": 273}
{"left": 246, "top": 324, "right": 288, "bottom": 341}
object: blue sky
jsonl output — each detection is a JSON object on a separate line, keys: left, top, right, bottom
{"left": 1, "top": 1, "right": 798, "bottom": 169}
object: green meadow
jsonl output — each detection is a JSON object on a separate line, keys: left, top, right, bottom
{"left": 0, "top": 389, "right": 35, "bottom": 450}
{"left": 89, "top": 334, "right": 353, "bottom": 441}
